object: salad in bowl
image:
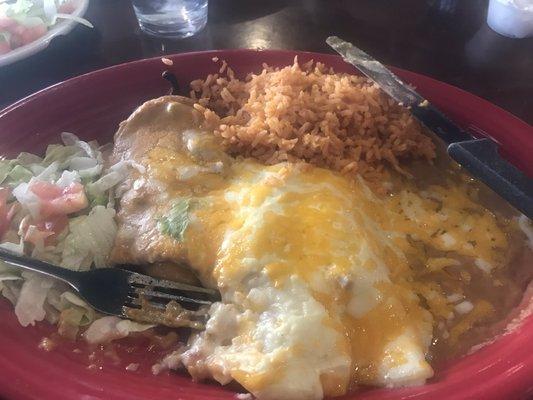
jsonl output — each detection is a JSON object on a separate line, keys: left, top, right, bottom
{"left": 0, "top": 0, "right": 91, "bottom": 65}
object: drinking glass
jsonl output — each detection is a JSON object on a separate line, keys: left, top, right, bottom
{"left": 132, "top": 0, "right": 208, "bottom": 38}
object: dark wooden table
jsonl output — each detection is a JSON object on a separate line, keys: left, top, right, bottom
{"left": 1, "top": 0, "right": 532, "bottom": 124}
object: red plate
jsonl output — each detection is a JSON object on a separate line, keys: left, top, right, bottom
{"left": 0, "top": 50, "right": 532, "bottom": 400}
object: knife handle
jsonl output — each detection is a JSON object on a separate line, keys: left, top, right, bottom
{"left": 447, "top": 138, "right": 533, "bottom": 219}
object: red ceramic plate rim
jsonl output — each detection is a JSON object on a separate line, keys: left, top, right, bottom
{"left": 0, "top": 49, "right": 532, "bottom": 400}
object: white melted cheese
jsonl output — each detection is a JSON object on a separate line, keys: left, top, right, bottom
{"left": 174, "top": 160, "right": 434, "bottom": 399}
{"left": 113, "top": 98, "right": 523, "bottom": 400}
{"left": 182, "top": 276, "right": 351, "bottom": 400}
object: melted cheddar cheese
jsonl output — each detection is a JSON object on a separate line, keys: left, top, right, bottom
{"left": 147, "top": 142, "right": 512, "bottom": 396}
{"left": 112, "top": 97, "right": 528, "bottom": 400}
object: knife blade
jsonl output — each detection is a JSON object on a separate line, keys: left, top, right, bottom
{"left": 326, "top": 36, "right": 533, "bottom": 218}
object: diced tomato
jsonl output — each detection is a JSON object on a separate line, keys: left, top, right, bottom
{"left": 7, "top": 203, "right": 19, "bottom": 221}
{"left": 36, "top": 215, "right": 69, "bottom": 235}
{"left": 0, "top": 19, "right": 22, "bottom": 49}
{"left": 0, "top": 18, "right": 47, "bottom": 49}
{"left": 59, "top": 1, "right": 77, "bottom": 13}
{"left": 29, "top": 181, "right": 88, "bottom": 217}
{"left": 23, "top": 225, "right": 54, "bottom": 248}
{"left": 22, "top": 215, "right": 68, "bottom": 247}
{"left": 0, "top": 187, "right": 8, "bottom": 202}
{"left": 30, "top": 181, "right": 63, "bottom": 200}
{"left": 0, "top": 188, "right": 11, "bottom": 240}
{"left": 20, "top": 24, "right": 47, "bottom": 45}
{"left": 35, "top": 214, "right": 69, "bottom": 246}
{"left": 32, "top": 24, "right": 47, "bottom": 37}
{"left": 12, "top": 24, "right": 26, "bottom": 37}
{"left": 0, "top": 41, "right": 11, "bottom": 55}
{"left": 0, "top": 18, "right": 17, "bottom": 31}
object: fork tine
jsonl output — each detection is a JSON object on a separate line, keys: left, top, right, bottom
{"left": 123, "top": 298, "right": 143, "bottom": 309}
{"left": 122, "top": 305, "right": 206, "bottom": 329}
{"left": 130, "top": 287, "right": 212, "bottom": 305}
{"left": 124, "top": 297, "right": 164, "bottom": 309}
{"left": 127, "top": 272, "right": 218, "bottom": 297}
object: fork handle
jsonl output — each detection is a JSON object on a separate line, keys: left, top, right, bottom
{"left": 0, "top": 249, "right": 81, "bottom": 289}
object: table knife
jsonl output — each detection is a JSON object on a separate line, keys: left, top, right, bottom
{"left": 326, "top": 36, "right": 532, "bottom": 219}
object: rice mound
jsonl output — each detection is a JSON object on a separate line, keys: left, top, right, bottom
{"left": 190, "top": 58, "right": 436, "bottom": 180}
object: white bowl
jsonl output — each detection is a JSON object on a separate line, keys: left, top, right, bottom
{"left": 0, "top": 0, "right": 90, "bottom": 67}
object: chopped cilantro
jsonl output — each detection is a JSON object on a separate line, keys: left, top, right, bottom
{"left": 158, "top": 198, "right": 191, "bottom": 241}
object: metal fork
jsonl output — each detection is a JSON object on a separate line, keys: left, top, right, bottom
{"left": 0, "top": 249, "right": 219, "bottom": 329}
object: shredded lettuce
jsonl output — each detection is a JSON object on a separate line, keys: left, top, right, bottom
{"left": 2, "top": 267, "right": 98, "bottom": 329}
{"left": 56, "top": 292, "right": 96, "bottom": 339}
{"left": 42, "top": 144, "right": 83, "bottom": 166}
{"left": 0, "top": 238, "right": 25, "bottom": 255}
{"left": 9, "top": 165, "right": 33, "bottom": 183}
{"left": 0, "top": 133, "right": 130, "bottom": 331}
{"left": 0, "top": 160, "right": 34, "bottom": 186}
{"left": 16, "top": 152, "right": 42, "bottom": 166}
{"left": 0, "top": 31, "right": 11, "bottom": 44}
{"left": 55, "top": 169, "right": 80, "bottom": 188}
{"left": 60, "top": 291, "right": 95, "bottom": 324}
{"left": 54, "top": 13, "right": 93, "bottom": 28}
{"left": 61, "top": 205, "right": 117, "bottom": 271}
{"left": 14, "top": 271, "right": 54, "bottom": 327}
{"left": 0, "top": 260, "right": 22, "bottom": 281}
{"left": 12, "top": 179, "right": 41, "bottom": 219}
{"left": 2, "top": 0, "right": 33, "bottom": 16}
{"left": 84, "top": 316, "right": 154, "bottom": 345}
{"left": 0, "top": 161, "right": 12, "bottom": 184}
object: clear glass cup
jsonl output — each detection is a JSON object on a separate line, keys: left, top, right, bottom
{"left": 132, "top": 0, "right": 208, "bottom": 39}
